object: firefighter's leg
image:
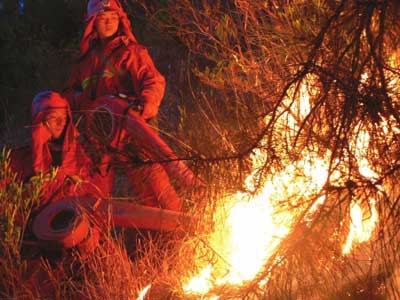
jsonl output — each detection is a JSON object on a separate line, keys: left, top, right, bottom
{"left": 125, "top": 162, "right": 183, "bottom": 212}
{"left": 125, "top": 112, "right": 200, "bottom": 188}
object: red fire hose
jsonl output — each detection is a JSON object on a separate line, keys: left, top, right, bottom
{"left": 32, "top": 197, "right": 191, "bottom": 248}
{"left": 32, "top": 197, "right": 90, "bottom": 248}
{"left": 85, "top": 95, "right": 198, "bottom": 187}
{"left": 32, "top": 96, "right": 196, "bottom": 248}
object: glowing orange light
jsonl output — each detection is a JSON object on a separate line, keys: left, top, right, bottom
{"left": 341, "top": 123, "right": 379, "bottom": 254}
{"left": 183, "top": 77, "right": 334, "bottom": 294}
{"left": 183, "top": 73, "right": 382, "bottom": 294}
{"left": 342, "top": 200, "right": 378, "bottom": 255}
{"left": 183, "top": 264, "right": 213, "bottom": 295}
{"left": 136, "top": 284, "right": 151, "bottom": 300}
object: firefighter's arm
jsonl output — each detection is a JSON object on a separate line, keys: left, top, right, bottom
{"left": 126, "top": 46, "right": 166, "bottom": 120}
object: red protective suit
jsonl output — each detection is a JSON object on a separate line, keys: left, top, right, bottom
{"left": 7, "top": 91, "right": 99, "bottom": 205}
{"left": 84, "top": 96, "right": 202, "bottom": 211}
{"left": 64, "top": 0, "right": 165, "bottom": 121}
{"left": 62, "top": 1, "right": 197, "bottom": 211}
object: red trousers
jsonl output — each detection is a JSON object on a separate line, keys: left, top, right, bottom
{"left": 91, "top": 158, "right": 182, "bottom": 211}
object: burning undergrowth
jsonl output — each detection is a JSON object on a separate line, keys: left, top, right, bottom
{"left": 2, "top": 0, "right": 400, "bottom": 299}
{"left": 143, "top": 0, "right": 400, "bottom": 298}
{"left": 173, "top": 77, "right": 397, "bottom": 299}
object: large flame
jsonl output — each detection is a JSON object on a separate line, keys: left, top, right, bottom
{"left": 183, "top": 155, "right": 329, "bottom": 294}
{"left": 184, "top": 74, "right": 381, "bottom": 295}
{"left": 339, "top": 51, "right": 400, "bottom": 255}
{"left": 184, "top": 77, "right": 330, "bottom": 294}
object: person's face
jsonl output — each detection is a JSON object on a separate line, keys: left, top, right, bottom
{"left": 44, "top": 108, "right": 68, "bottom": 139}
{"left": 95, "top": 11, "right": 120, "bottom": 40}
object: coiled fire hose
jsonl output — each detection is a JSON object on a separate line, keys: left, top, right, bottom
{"left": 32, "top": 196, "right": 190, "bottom": 248}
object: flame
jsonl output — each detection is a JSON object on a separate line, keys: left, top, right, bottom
{"left": 184, "top": 156, "right": 332, "bottom": 294}
{"left": 183, "top": 264, "right": 214, "bottom": 295}
{"left": 215, "top": 191, "right": 288, "bottom": 284}
{"left": 136, "top": 284, "right": 151, "bottom": 300}
{"left": 184, "top": 77, "right": 332, "bottom": 294}
{"left": 183, "top": 74, "right": 382, "bottom": 295}
{"left": 342, "top": 200, "right": 378, "bottom": 255}
{"left": 352, "top": 125, "right": 379, "bottom": 180}
{"left": 341, "top": 119, "right": 379, "bottom": 254}
{"left": 183, "top": 155, "right": 328, "bottom": 294}
{"left": 340, "top": 50, "right": 400, "bottom": 253}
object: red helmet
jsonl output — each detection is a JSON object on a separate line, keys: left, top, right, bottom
{"left": 30, "top": 91, "right": 77, "bottom": 175}
{"left": 32, "top": 91, "right": 69, "bottom": 124}
{"left": 86, "top": 0, "right": 124, "bottom": 21}
{"left": 80, "top": 0, "right": 138, "bottom": 55}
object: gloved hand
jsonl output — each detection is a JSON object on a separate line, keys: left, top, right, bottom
{"left": 118, "top": 93, "right": 143, "bottom": 115}
{"left": 127, "top": 99, "right": 144, "bottom": 114}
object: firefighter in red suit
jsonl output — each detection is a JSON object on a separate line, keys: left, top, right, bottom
{"left": 64, "top": 0, "right": 164, "bottom": 121}
{"left": 8, "top": 91, "right": 98, "bottom": 206}
{"left": 2, "top": 92, "right": 102, "bottom": 286}
{"left": 63, "top": 0, "right": 200, "bottom": 212}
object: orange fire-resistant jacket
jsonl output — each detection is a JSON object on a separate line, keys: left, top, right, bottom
{"left": 64, "top": 36, "right": 166, "bottom": 121}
